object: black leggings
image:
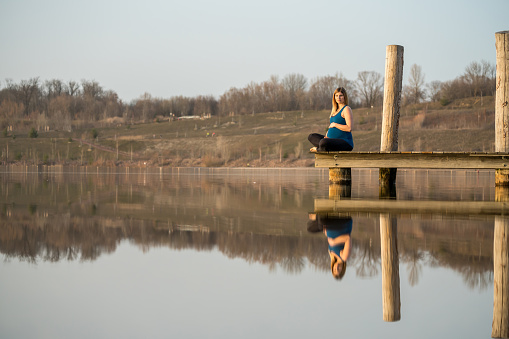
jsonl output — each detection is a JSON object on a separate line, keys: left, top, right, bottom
{"left": 308, "top": 133, "right": 353, "bottom": 152}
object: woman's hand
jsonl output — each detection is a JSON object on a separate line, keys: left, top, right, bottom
{"left": 329, "top": 108, "right": 353, "bottom": 132}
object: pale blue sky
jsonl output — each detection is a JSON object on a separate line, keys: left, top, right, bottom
{"left": 1, "top": 0, "right": 507, "bottom": 102}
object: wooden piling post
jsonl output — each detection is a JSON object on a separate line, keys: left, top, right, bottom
{"left": 329, "top": 168, "right": 351, "bottom": 185}
{"left": 379, "top": 169, "right": 397, "bottom": 198}
{"left": 380, "top": 213, "right": 401, "bottom": 322}
{"left": 492, "top": 216, "right": 509, "bottom": 338}
{"left": 380, "top": 45, "right": 404, "bottom": 189}
{"left": 495, "top": 31, "right": 509, "bottom": 186}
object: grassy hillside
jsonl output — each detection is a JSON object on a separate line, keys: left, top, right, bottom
{"left": 0, "top": 96, "right": 496, "bottom": 167}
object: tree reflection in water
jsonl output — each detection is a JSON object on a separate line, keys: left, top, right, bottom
{"left": 0, "top": 167, "right": 497, "bottom": 291}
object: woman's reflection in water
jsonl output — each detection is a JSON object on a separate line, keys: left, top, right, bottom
{"left": 308, "top": 213, "right": 353, "bottom": 280}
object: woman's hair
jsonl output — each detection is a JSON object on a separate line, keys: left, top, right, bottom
{"left": 331, "top": 87, "right": 349, "bottom": 115}
{"left": 330, "top": 254, "right": 347, "bottom": 280}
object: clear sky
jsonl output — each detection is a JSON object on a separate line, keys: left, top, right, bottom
{"left": 1, "top": 0, "right": 507, "bottom": 103}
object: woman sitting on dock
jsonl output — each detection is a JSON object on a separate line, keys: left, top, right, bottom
{"left": 308, "top": 87, "right": 354, "bottom": 152}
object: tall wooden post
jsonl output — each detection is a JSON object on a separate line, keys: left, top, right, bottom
{"left": 495, "top": 31, "right": 509, "bottom": 186}
{"left": 380, "top": 45, "right": 404, "bottom": 192}
{"left": 492, "top": 216, "right": 509, "bottom": 338}
{"left": 380, "top": 213, "right": 401, "bottom": 322}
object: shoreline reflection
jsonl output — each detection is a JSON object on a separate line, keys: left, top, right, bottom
{"left": 0, "top": 168, "right": 497, "bottom": 289}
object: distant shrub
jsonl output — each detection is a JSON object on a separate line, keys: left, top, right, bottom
{"left": 2, "top": 128, "right": 7, "bottom": 137}
{"left": 15, "top": 152, "right": 22, "bottom": 161}
{"left": 91, "top": 128, "right": 98, "bottom": 139}
{"left": 202, "top": 154, "right": 223, "bottom": 167}
{"left": 28, "top": 127, "right": 38, "bottom": 138}
{"left": 440, "top": 98, "right": 450, "bottom": 106}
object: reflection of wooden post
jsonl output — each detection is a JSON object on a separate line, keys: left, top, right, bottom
{"left": 495, "top": 31, "right": 509, "bottom": 186}
{"left": 493, "top": 216, "right": 509, "bottom": 338}
{"left": 496, "top": 186, "right": 509, "bottom": 202}
{"left": 380, "top": 213, "right": 400, "bottom": 322}
{"left": 328, "top": 183, "right": 351, "bottom": 199}
{"left": 380, "top": 45, "right": 404, "bottom": 188}
{"left": 329, "top": 168, "right": 351, "bottom": 185}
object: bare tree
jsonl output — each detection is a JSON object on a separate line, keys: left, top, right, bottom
{"left": 81, "top": 80, "right": 103, "bottom": 99}
{"left": 44, "top": 79, "right": 67, "bottom": 99}
{"left": 356, "top": 71, "right": 383, "bottom": 107}
{"left": 282, "top": 73, "right": 307, "bottom": 111}
{"left": 463, "top": 60, "right": 495, "bottom": 97}
{"left": 67, "top": 81, "right": 80, "bottom": 96}
{"left": 193, "top": 95, "right": 218, "bottom": 116}
{"left": 403, "top": 64, "right": 426, "bottom": 104}
{"left": 19, "top": 77, "right": 41, "bottom": 116}
{"left": 426, "top": 80, "right": 442, "bottom": 102}
{"left": 47, "top": 96, "right": 71, "bottom": 130}
{"left": 308, "top": 73, "right": 352, "bottom": 110}
{"left": 263, "top": 75, "right": 285, "bottom": 112}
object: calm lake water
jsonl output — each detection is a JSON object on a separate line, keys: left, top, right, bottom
{"left": 0, "top": 166, "right": 506, "bottom": 339}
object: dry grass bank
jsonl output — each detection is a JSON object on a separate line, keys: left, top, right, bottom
{"left": 0, "top": 96, "right": 496, "bottom": 167}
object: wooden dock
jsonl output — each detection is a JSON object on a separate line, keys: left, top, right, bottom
{"left": 314, "top": 151, "right": 509, "bottom": 170}
{"left": 314, "top": 198, "right": 509, "bottom": 216}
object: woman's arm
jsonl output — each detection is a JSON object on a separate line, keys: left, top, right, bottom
{"left": 327, "top": 234, "right": 351, "bottom": 261}
{"left": 341, "top": 235, "right": 351, "bottom": 261}
{"left": 327, "top": 234, "right": 350, "bottom": 246}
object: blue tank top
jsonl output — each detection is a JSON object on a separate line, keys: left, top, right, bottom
{"left": 326, "top": 220, "right": 353, "bottom": 261}
{"left": 327, "top": 106, "right": 354, "bottom": 148}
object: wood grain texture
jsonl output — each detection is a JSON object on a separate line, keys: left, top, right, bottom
{"left": 315, "top": 152, "right": 509, "bottom": 169}
{"left": 496, "top": 31, "right": 509, "bottom": 153}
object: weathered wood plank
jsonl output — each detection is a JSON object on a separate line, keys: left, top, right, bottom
{"left": 314, "top": 152, "right": 509, "bottom": 169}
{"left": 314, "top": 198, "right": 509, "bottom": 216}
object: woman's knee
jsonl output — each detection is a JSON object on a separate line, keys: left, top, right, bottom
{"left": 318, "top": 138, "right": 329, "bottom": 150}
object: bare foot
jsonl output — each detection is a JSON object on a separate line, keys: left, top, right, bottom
{"left": 310, "top": 147, "right": 317, "bottom": 153}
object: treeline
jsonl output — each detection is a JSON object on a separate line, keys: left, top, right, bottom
{"left": 0, "top": 215, "right": 493, "bottom": 288}
{"left": 0, "top": 60, "right": 496, "bottom": 131}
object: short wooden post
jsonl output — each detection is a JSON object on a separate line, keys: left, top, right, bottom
{"left": 380, "top": 213, "right": 401, "bottom": 322}
{"left": 379, "top": 169, "right": 397, "bottom": 198}
{"left": 380, "top": 45, "right": 404, "bottom": 188}
{"left": 329, "top": 168, "right": 351, "bottom": 185}
{"left": 492, "top": 216, "right": 509, "bottom": 338}
{"left": 495, "top": 31, "right": 509, "bottom": 186}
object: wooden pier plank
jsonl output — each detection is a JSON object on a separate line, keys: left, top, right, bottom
{"left": 314, "top": 198, "right": 509, "bottom": 216}
{"left": 314, "top": 152, "right": 509, "bottom": 169}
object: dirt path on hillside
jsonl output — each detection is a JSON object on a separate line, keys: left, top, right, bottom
{"left": 73, "top": 139, "right": 140, "bottom": 159}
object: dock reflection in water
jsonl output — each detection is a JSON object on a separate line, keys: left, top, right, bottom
{"left": 0, "top": 167, "right": 505, "bottom": 338}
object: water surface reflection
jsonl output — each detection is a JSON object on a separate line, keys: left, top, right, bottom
{"left": 0, "top": 167, "right": 505, "bottom": 338}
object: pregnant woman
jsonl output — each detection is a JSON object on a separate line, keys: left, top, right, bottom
{"left": 308, "top": 86, "right": 354, "bottom": 152}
